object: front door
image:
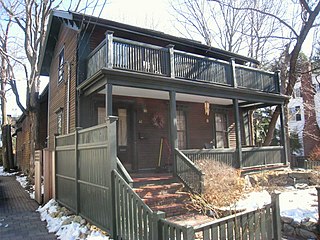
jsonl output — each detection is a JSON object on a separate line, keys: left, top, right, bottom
{"left": 114, "top": 105, "right": 135, "bottom": 171}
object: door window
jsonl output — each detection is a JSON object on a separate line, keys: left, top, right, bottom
{"left": 118, "top": 109, "right": 128, "bottom": 146}
{"left": 177, "top": 110, "right": 187, "bottom": 149}
{"left": 215, "top": 113, "right": 228, "bottom": 148}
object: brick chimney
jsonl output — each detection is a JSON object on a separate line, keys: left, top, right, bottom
{"left": 301, "top": 62, "right": 320, "bottom": 156}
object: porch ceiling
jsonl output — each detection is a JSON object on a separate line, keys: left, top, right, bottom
{"left": 100, "top": 86, "right": 236, "bottom": 105}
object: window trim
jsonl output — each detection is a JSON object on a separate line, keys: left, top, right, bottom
{"left": 58, "top": 47, "right": 65, "bottom": 84}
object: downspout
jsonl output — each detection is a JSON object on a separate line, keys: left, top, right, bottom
{"left": 66, "top": 61, "right": 70, "bottom": 134}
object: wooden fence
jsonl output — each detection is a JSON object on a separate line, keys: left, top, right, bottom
{"left": 291, "top": 156, "right": 320, "bottom": 169}
{"left": 55, "top": 121, "right": 281, "bottom": 240}
{"left": 158, "top": 194, "right": 281, "bottom": 240}
{"left": 55, "top": 119, "right": 117, "bottom": 235}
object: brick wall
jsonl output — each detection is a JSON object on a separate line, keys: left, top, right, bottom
{"left": 301, "top": 63, "right": 320, "bottom": 156}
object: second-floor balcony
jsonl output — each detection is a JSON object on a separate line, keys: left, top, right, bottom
{"left": 86, "top": 32, "right": 280, "bottom": 94}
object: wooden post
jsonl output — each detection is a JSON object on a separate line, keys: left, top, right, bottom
{"left": 106, "top": 31, "right": 114, "bottom": 69}
{"left": 75, "top": 128, "right": 80, "bottom": 214}
{"left": 271, "top": 193, "right": 281, "bottom": 240}
{"left": 169, "top": 91, "right": 178, "bottom": 174}
{"left": 279, "top": 104, "right": 289, "bottom": 166}
{"left": 152, "top": 211, "right": 166, "bottom": 240}
{"left": 105, "top": 83, "right": 113, "bottom": 117}
{"left": 34, "top": 150, "right": 42, "bottom": 204}
{"left": 167, "top": 44, "right": 175, "bottom": 78}
{"left": 183, "top": 225, "right": 195, "bottom": 240}
{"left": 230, "top": 58, "right": 237, "bottom": 88}
{"left": 275, "top": 70, "right": 281, "bottom": 94}
{"left": 233, "top": 99, "right": 242, "bottom": 169}
{"left": 108, "top": 117, "right": 118, "bottom": 238}
{"left": 316, "top": 186, "right": 320, "bottom": 231}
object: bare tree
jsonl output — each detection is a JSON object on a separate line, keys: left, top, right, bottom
{"left": 0, "top": 0, "right": 107, "bottom": 174}
{"left": 170, "top": 0, "right": 286, "bottom": 62}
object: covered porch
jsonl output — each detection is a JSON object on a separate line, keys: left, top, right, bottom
{"left": 78, "top": 82, "right": 288, "bottom": 174}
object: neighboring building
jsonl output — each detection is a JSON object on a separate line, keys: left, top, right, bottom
{"left": 288, "top": 63, "right": 320, "bottom": 156}
{"left": 14, "top": 86, "right": 48, "bottom": 173}
{"left": 39, "top": 10, "right": 288, "bottom": 172}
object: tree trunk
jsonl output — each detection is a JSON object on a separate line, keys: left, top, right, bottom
{"left": 2, "top": 125, "right": 14, "bottom": 171}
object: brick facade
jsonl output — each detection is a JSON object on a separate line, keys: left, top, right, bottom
{"left": 301, "top": 63, "right": 320, "bottom": 156}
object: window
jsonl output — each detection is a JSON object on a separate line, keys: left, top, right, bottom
{"left": 177, "top": 110, "right": 187, "bottom": 149}
{"left": 293, "top": 87, "right": 301, "bottom": 98}
{"left": 58, "top": 48, "right": 64, "bottom": 83}
{"left": 215, "top": 113, "right": 228, "bottom": 148}
{"left": 289, "top": 106, "right": 301, "bottom": 121}
{"left": 56, "top": 110, "right": 63, "bottom": 135}
{"left": 295, "top": 106, "right": 301, "bottom": 121}
{"left": 118, "top": 109, "right": 127, "bottom": 146}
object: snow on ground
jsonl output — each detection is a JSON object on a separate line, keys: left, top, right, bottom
{"left": 235, "top": 187, "right": 318, "bottom": 223}
{"left": 15, "top": 174, "right": 35, "bottom": 199}
{"left": 280, "top": 187, "right": 318, "bottom": 222}
{"left": 0, "top": 166, "right": 16, "bottom": 176}
{"left": 38, "top": 199, "right": 112, "bottom": 240}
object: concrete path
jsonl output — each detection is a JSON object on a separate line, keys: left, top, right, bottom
{"left": 0, "top": 176, "right": 56, "bottom": 240}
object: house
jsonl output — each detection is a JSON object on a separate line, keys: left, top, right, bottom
{"left": 40, "top": 10, "right": 288, "bottom": 170}
{"left": 38, "top": 10, "right": 288, "bottom": 238}
{"left": 288, "top": 62, "right": 320, "bottom": 157}
{"left": 14, "top": 86, "right": 48, "bottom": 173}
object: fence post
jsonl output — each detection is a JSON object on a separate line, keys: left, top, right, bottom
{"left": 183, "top": 225, "right": 195, "bottom": 240}
{"left": 75, "top": 128, "right": 80, "bottom": 214}
{"left": 316, "top": 187, "right": 320, "bottom": 232}
{"left": 152, "top": 211, "right": 166, "bottom": 240}
{"left": 271, "top": 193, "right": 281, "bottom": 240}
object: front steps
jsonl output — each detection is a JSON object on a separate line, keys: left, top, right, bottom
{"left": 132, "top": 173, "right": 190, "bottom": 217}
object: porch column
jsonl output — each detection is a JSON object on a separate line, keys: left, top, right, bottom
{"left": 279, "top": 104, "right": 289, "bottom": 165}
{"left": 233, "top": 99, "right": 242, "bottom": 169}
{"left": 105, "top": 83, "right": 113, "bottom": 117}
{"left": 169, "top": 90, "right": 178, "bottom": 173}
{"left": 106, "top": 31, "right": 114, "bottom": 69}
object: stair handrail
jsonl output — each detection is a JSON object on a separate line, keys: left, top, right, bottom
{"left": 112, "top": 169, "right": 166, "bottom": 239}
{"left": 116, "top": 157, "right": 133, "bottom": 187}
{"left": 174, "top": 148, "right": 205, "bottom": 194}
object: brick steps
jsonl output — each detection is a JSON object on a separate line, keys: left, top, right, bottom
{"left": 132, "top": 173, "right": 191, "bottom": 217}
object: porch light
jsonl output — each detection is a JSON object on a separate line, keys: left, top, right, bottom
{"left": 142, "top": 104, "right": 148, "bottom": 113}
{"left": 204, "top": 101, "right": 210, "bottom": 116}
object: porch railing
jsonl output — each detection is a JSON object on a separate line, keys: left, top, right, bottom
{"left": 181, "top": 146, "right": 284, "bottom": 169}
{"left": 242, "top": 146, "right": 284, "bottom": 168}
{"left": 182, "top": 148, "right": 238, "bottom": 168}
{"left": 175, "top": 148, "right": 204, "bottom": 194}
{"left": 86, "top": 35, "right": 279, "bottom": 94}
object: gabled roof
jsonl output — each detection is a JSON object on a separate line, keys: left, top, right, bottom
{"left": 40, "top": 10, "right": 259, "bottom": 76}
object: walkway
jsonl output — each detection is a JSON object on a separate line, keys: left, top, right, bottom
{"left": 0, "top": 176, "right": 56, "bottom": 240}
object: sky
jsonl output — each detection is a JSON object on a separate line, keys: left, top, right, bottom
{"left": 4, "top": 0, "right": 317, "bottom": 117}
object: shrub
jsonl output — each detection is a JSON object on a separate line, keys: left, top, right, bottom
{"left": 187, "top": 160, "right": 245, "bottom": 217}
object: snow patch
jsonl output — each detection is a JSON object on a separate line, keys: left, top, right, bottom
{"left": 0, "top": 166, "right": 16, "bottom": 176}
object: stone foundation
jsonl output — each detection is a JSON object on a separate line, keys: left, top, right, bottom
{"left": 281, "top": 216, "right": 319, "bottom": 239}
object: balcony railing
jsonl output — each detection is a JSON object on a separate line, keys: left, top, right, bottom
{"left": 86, "top": 33, "right": 280, "bottom": 94}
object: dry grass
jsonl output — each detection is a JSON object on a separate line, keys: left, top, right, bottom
{"left": 186, "top": 160, "right": 245, "bottom": 217}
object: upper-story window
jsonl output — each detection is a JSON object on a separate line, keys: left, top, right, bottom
{"left": 58, "top": 48, "right": 65, "bottom": 83}
{"left": 289, "top": 106, "right": 301, "bottom": 121}
{"left": 293, "top": 87, "right": 301, "bottom": 98}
